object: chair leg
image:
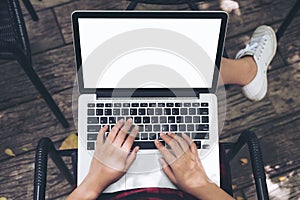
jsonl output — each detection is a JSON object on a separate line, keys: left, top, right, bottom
{"left": 187, "top": 0, "right": 199, "bottom": 10}
{"left": 34, "top": 138, "right": 75, "bottom": 200}
{"left": 126, "top": 1, "right": 138, "bottom": 10}
{"left": 18, "top": 59, "right": 69, "bottom": 128}
{"left": 21, "top": 0, "right": 39, "bottom": 21}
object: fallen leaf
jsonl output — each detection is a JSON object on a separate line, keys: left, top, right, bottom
{"left": 21, "top": 147, "right": 29, "bottom": 152}
{"left": 232, "top": 184, "right": 237, "bottom": 190}
{"left": 278, "top": 176, "right": 286, "bottom": 182}
{"left": 0, "top": 197, "right": 7, "bottom": 200}
{"left": 240, "top": 158, "right": 248, "bottom": 165}
{"left": 59, "top": 133, "right": 78, "bottom": 150}
{"left": 236, "top": 197, "right": 244, "bottom": 200}
{"left": 5, "top": 148, "right": 16, "bottom": 157}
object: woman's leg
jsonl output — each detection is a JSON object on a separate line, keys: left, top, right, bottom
{"left": 219, "top": 56, "right": 257, "bottom": 86}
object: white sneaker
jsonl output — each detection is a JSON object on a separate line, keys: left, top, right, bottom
{"left": 236, "top": 25, "right": 277, "bottom": 101}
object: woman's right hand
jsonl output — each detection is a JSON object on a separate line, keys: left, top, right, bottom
{"left": 155, "top": 132, "right": 234, "bottom": 200}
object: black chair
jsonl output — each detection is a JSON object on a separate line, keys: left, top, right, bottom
{"left": 126, "top": 0, "right": 200, "bottom": 10}
{"left": 21, "top": 0, "right": 39, "bottom": 21}
{"left": 0, "top": 0, "right": 69, "bottom": 128}
{"left": 33, "top": 130, "right": 269, "bottom": 200}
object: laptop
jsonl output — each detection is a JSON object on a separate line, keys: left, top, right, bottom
{"left": 73, "top": 11, "right": 227, "bottom": 193}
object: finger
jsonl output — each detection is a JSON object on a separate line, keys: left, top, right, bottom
{"left": 168, "top": 133, "right": 190, "bottom": 154}
{"left": 114, "top": 118, "right": 133, "bottom": 147}
{"left": 124, "top": 146, "right": 139, "bottom": 171}
{"left": 161, "top": 133, "right": 183, "bottom": 157}
{"left": 154, "top": 139, "right": 176, "bottom": 164}
{"left": 122, "top": 125, "right": 139, "bottom": 151}
{"left": 106, "top": 119, "right": 124, "bottom": 143}
{"left": 159, "top": 158, "right": 177, "bottom": 184}
{"left": 182, "top": 133, "right": 198, "bottom": 156}
{"left": 96, "top": 125, "right": 107, "bottom": 145}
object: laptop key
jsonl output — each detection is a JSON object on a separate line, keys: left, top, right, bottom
{"left": 123, "top": 103, "right": 130, "bottom": 107}
{"left": 105, "top": 109, "right": 112, "bottom": 115}
{"left": 109, "top": 117, "right": 116, "bottom": 124}
{"left": 168, "top": 116, "right": 175, "bottom": 123}
{"left": 202, "top": 116, "right": 209, "bottom": 123}
{"left": 179, "top": 124, "right": 186, "bottom": 131}
{"left": 164, "top": 108, "right": 171, "bottom": 115}
{"left": 192, "top": 132, "right": 209, "bottom": 139}
{"left": 87, "top": 125, "right": 101, "bottom": 132}
{"left": 162, "top": 125, "right": 169, "bottom": 132}
{"left": 141, "top": 133, "right": 148, "bottom": 140}
{"left": 192, "top": 103, "right": 200, "bottom": 107}
{"left": 160, "top": 116, "right": 167, "bottom": 123}
{"left": 139, "top": 108, "right": 146, "bottom": 115}
{"left": 170, "top": 125, "right": 177, "bottom": 132}
{"left": 184, "top": 103, "right": 191, "bottom": 107}
{"left": 158, "top": 103, "right": 165, "bottom": 107}
{"left": 134, "top": 117, "right": 141, "bottom": 124}
{"left": 87, "top": 109, "right": 95, "bottom": 115}
{"left": 194, "top": 141, "right": 202, "bottom": 149}
{"left": 96, "top": 109, "right": 103, "bottom": 115}
{"left": 138, "top": 125, "right": 144, "bottom": 132}
{"left": 201, "top": 102, "right": 209, "bottom": 107}
{"left": 172, "top": 108, "right": 179, "bottom": 115}
{"left": 196, "top": 124, "right": 209, "bottom": 131}
{"left": 198, "top": 108, "right": 209, "bottom": 115}
{"left": 155, "top": 108, "right": 162, "bottom": 115}
{"left": 180, "top": 108, "right": 188, "bottom": 115}
{"left": 151, "top": 116, "right": 159, "bottom": 123}
{"left": 96, "top": 103, "right": 104, "bottom": 107}
{"left": 176, "top": 116, "right": 184, "bottom": 123}
{"left": 189, "top": 108, "right": 196, "bottom": 115}
{"left": 131, "top": 103, "right": 139, "bottom": 107}
{"left": 175, "top": 103, "right": 182, "bottom": 107}
{"left": 117, "top": 116, "right": 125, "bottom": 121}
{"left": 193, "top": 116, "right": 200, "bottom": 123}
{"left": 167, "top": 103, "right": 174, "bottom": 107}
{"left": 153, "top": 125, "right": 160, "bottom": 132}
{"left": 147, "top": 108, "right": 155, "bottom": 115}
{"left": 149, "top": 103, "right": 156, "bottom": 107}
{"left": 130, "top": 109, "right": 137, "bottom": 115}
{"left": 88, "top": 117, "right": 99, "bottom": 124}
{"left": 149, "top": 133, "right": 157, "bottom": 140}
{"left": 132, "top": 141, "right": 165, "bottom": 150}
{"left": 114, "top": 103, "right": 121, "bottom": 107}
{"left": 140, "top": 103, "right": 148, "bottom": 107}
{"left": 121, "top": 108, "right": 129, "bottom": 115}
{"left": 87, "top": 142, "right": 95, "bottom": 150}
{"left": 88, "top": 103, "right": 95, "bottom": 107}
{"left": 113, "top": 109, "right": 120, "bottom": 115}
{"left": 105, "top": 103, "right": 112, "bottom": 107}
{"left": 187, "top": 124, "right": 194, "bottom": 131}
{"left": 185, "top": 116, "right": 192, "bottom": 123}
{"left": 143, "top": 117, "right": 150, "bottom": 123}
{"left": 100, "top": 117, "right": 107, "bottom": 124}
{"left": 87, "top": 134, "right": 98, "bottom": 141}
{"left": 145, "top": 125, "right": 152, "bottom": 132}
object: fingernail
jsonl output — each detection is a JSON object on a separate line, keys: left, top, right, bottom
{"left": 118, "top": 119, "right": 124, "bottom": 123}
{"left": 127, "top": 118, "right": 133, "bottom": 122}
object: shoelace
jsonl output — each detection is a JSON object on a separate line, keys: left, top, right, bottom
{"left": 240, "top": 36, "right": 267, "bottom": 59}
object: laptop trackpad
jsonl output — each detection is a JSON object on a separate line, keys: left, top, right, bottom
{"left": 125, "top": 152, "right": 176, "bottom": 190}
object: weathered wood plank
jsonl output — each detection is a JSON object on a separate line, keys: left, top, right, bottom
{"left": 0, "top": 88, "right": 76, "bottom": 161}
{"left": 0, "top": 149, "right": 73, "bottom": 200}
{"left": 20, "top": 0, "right": 76, "bottom": 14}
{"left": 24, "top": 8, "right": 64, "bottom": 54}
{"left": 220, "top": 63, "right": 300, "bottom": 138}
{"left": 277, "top": 14, "right": 300, "bottom": 65}
{"left": 54, "top": 0, "right": 130, "bottom": 44}
{"left": 0, "top": 45, "right": 75, "bottom": 110}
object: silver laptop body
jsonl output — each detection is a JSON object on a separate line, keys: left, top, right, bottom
{"left": 73, "top": 11, "right": 227, "bottom": 193}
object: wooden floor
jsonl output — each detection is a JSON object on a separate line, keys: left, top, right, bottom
{"left": 0, "top": 0, "right": 299, "bottom": 199}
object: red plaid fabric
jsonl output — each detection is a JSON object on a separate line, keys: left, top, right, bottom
{"left": 98, "top": 187, "right": 197, "bottom": 200}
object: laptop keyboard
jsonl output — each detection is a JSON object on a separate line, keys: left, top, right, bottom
{"left": 86, "top": 101, "right": 210, "bottom": 150}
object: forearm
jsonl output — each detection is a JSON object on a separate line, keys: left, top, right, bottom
{"left": 66, "top": 174, "right": 106, "bottom": 200}
{"left": 191, "top": 182, "right": 234, "bottom": 200}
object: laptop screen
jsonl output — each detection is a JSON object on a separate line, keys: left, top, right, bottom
{"left": 73, "top": 12, "right": 227, "bottom": 95}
